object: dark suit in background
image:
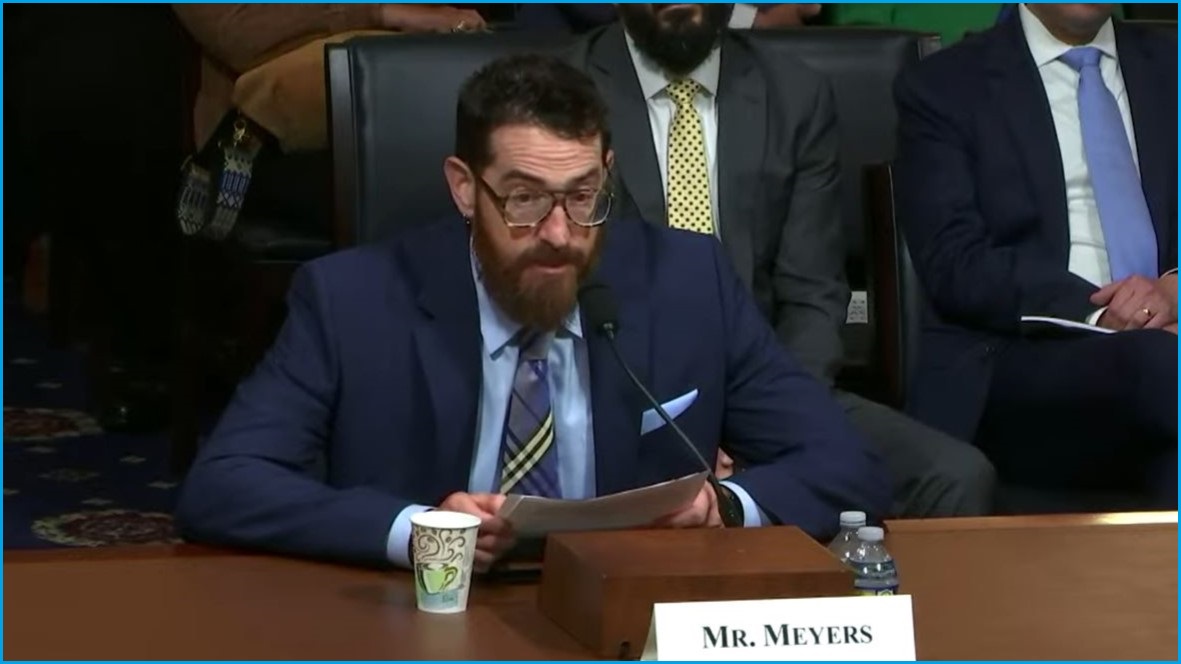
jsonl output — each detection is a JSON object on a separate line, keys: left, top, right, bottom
{"left": 176, "top": 217, "right": 890, "bottom": 564}
{"left": 894, "top": 15, "right": 1177, "bottom": 502}
{"left": 568, "top": 24, "right": 995, "bottom": 517}
{"left": 512, "top": 3, "right": 618, "bottom": 33}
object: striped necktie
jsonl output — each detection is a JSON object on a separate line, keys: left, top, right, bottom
{"left": 499, "top": 332, "right": 561, "bottom": 497}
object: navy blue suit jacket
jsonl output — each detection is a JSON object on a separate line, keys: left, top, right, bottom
{"left": 893, "top": 17, "right": 1177, "bottom": 441}
{"left": 175, "top": 217, "right": 889, "bottom": 565}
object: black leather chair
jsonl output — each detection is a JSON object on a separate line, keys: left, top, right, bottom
{"left": 866, "top": 164, "right": 920, "bottom": 412}
{"left": 328, "top": 28, "right": 941, "bottom": 404}
{"left": 171, "top": 32, "right": 571, "bottom": 475}
{"left": 865, "top": 163, "right": 1160, "bottom": 514}
{"left": 328, "top": 32, "right": 572, "bottom": 245}
{"left": 740, "top": 27, "right": 940, "bottom": 399}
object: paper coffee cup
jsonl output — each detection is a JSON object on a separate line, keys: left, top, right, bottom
{"left": 410, "top": 510, "right": 481, "bottom": 614}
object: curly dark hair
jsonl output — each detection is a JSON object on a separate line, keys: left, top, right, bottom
{"left": 455, "top": 53, "right": 611, "bottom": 173}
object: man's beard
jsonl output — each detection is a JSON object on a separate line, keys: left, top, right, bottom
{"left": 472, "top": 220, "right": 603, "bottom": 332}
{"left": 619, "top": 3, "right": 733, "bottom": 77}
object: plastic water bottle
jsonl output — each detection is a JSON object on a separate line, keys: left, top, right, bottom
{"left": 848, "top": 526, "right": 899, "bottom": 596}
{"left": 827, "top": 510, "right": 867, "bottom": 566}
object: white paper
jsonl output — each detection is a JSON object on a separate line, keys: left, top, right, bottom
{"left": 497, "top": 472, "right": 707, "bottom": 538}
{"left": 645, "top": 595, "right": 916, "bottom": 661}
{"left": 1020, "top": 315, "right": 1113, "bottom": 334}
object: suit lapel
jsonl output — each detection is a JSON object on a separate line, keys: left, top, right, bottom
{"left": 988, "top": 20, "right": 1071, "bottom": 258}
{"left": 406, "top": 221, "right": 483, "bottom": 494}
{"left": 715, "top": 38, "right": 765, "bottom": 288}
{"left": 585, "top": 220, "right": 650, "bottom": 495}
{"left": 1115, "top": 23, "right": 1174, "bottom": 269}
{"left": 587, "top": 24, "right": 668, "bottom": 226}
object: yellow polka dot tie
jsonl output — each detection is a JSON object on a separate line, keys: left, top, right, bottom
{"left": 665, "top": 79, "right": 714, "bottom": 235}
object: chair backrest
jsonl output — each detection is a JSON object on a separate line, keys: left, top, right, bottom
{"left": 744, "top": 28, "right": 939, "bottom": 271}
{"left": 329, "top": 28, "right": 938, "bottom": 243}
{"left": 741, "top": 27, "right": 939, "bottom": 390}
{"left": 865, "top": 163, "right": 924, "bottom": 409}
{"left": 327, "top": 28, "right": 938, "bottom": 396}
{"left": 327, "top": 32, "right": 572, "bottom": 246}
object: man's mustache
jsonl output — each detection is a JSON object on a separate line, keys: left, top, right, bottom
{"left": 513, "top": 246, "right": 584, "bottom": 270}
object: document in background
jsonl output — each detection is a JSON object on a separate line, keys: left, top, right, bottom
{"left": 1020, "top": 315, "right": 1113, "bottom": 335}
{"left": 498, "top": 472, "right": 707, "bottom": 538}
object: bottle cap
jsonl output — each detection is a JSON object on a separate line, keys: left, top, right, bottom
{"left": 839, "top": 511, "right": 867, "bottom": 527}
{"left": 857, "top": 526, "right": 884, "bottom": 542}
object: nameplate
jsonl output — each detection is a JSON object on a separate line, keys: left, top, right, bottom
{"left": 640, "top": 595, "right": 915, "bottom": 661}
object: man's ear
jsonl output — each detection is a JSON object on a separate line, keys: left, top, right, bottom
{"left": 444, "top": 156, "right": 477, "bottom": 219}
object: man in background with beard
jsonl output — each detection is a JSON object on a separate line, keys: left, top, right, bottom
{"left": 569, "top": 3, "right": 996, "bottom": 517}
{"left": 175, "top": 54, "right": 889, "bottom": 570}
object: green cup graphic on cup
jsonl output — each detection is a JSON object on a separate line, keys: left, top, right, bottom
{"left": 410, "top": 510, "right": 481, "bottom": 614}
{"left": 416, "top": 562, "right": 460, "bottom": 594}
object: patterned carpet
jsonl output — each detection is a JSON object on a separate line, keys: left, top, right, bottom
{"left": 4, "top": 293, "right": 180, "bottom": 548}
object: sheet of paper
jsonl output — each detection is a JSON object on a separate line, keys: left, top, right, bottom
{"left": 498, "top": 472, "right": 708, "bottom": 538}
{"left": 1020, "top": 315, "right": 1113, "bottom": 335}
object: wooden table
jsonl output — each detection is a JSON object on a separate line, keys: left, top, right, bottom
{"left": 885, "top": 512, "right": 1177, "bottom": 660}
{"left": 6, "top": 513, "right": 1176, "bottom": 660}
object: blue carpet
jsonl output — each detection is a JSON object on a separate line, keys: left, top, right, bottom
{"left": 4, "top": 293, "right": 180, "bottom": 548}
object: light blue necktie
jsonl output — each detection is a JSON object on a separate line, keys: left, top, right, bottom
{"left": 1059, "top": 47, "right": 1158, "bottom": 282}
{"left": 499, "top": 332, "right": 561, "bottom": 497}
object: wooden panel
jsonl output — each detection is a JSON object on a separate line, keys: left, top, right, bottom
{"left": 886, "top": 511, "right": 1178, "bottom": 532}
{"left": 4, "top": 548, "right": 582, "bottom": 660}
{"left": 887, "top": 520, "right": 1178, "bottom": 660}
{"left": 538, "top": 527, "right": 852, "bottom": 658}
{"left": 6, "top": 515, "right": 1177, "bottom": 660}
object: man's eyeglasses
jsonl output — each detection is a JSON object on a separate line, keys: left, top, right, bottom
{"left": 475, "top": 173, "right": 613, "bottom": 228}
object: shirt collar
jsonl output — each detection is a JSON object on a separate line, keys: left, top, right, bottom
{"left": 624, "top": 30, "right": 721, "bottom": 100}
{"left": 1019, "top": 3, "right": 1118, "bottom": 68}
{"left": 469, "top": 240, "right": 583, "bottom": 358}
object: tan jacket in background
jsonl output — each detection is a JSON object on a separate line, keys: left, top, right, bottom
{"left": 174, "top": 3, "right": 387, "bottom": 152}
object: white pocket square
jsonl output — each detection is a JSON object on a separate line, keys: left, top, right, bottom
{"left": 640, "top": 389, "right": 698, "bottom": 435}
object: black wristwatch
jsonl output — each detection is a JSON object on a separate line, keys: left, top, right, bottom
{"left": 715, "top": 482, "right": 745, "bottom": 527}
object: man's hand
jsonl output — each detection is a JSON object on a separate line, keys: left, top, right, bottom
{"left": 715, "top": 448, "right": 735, "bottom": 480}
{"left": 1092, "top": 275, "right": 1176, "bottom": 331}
{"left": 752, "top": 4, "right": 823, "bottom": 28}
{"left": 437, "top": 492, "right": 515, "bottom": 572}
{"left": 379, "top": 5, "right": 487, "bottom": 33}
{"left": 649, "top": 483, "right": 724, "bottom": 529}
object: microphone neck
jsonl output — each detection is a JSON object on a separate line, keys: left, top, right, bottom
{"left": 597, "top": 326, "right": 743, "bottom": 528}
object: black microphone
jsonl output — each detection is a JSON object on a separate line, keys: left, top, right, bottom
{"left": 578, "top": 282, "right": 744, "bottom": 528}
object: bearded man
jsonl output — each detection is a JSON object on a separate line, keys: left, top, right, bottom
{"left": 175, "top": 54, "right": 888, "bottom": 570}
{"left": 567, "top": 3, "right": 996, "bottom": 517}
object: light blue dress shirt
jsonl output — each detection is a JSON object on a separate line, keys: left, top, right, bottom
{"left": 385, "top": 249, "right": 762, "bottom": 567}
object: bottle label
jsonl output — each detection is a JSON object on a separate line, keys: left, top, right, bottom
{"left": 855, "top": 585, "right": 898, "bottom": 596}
